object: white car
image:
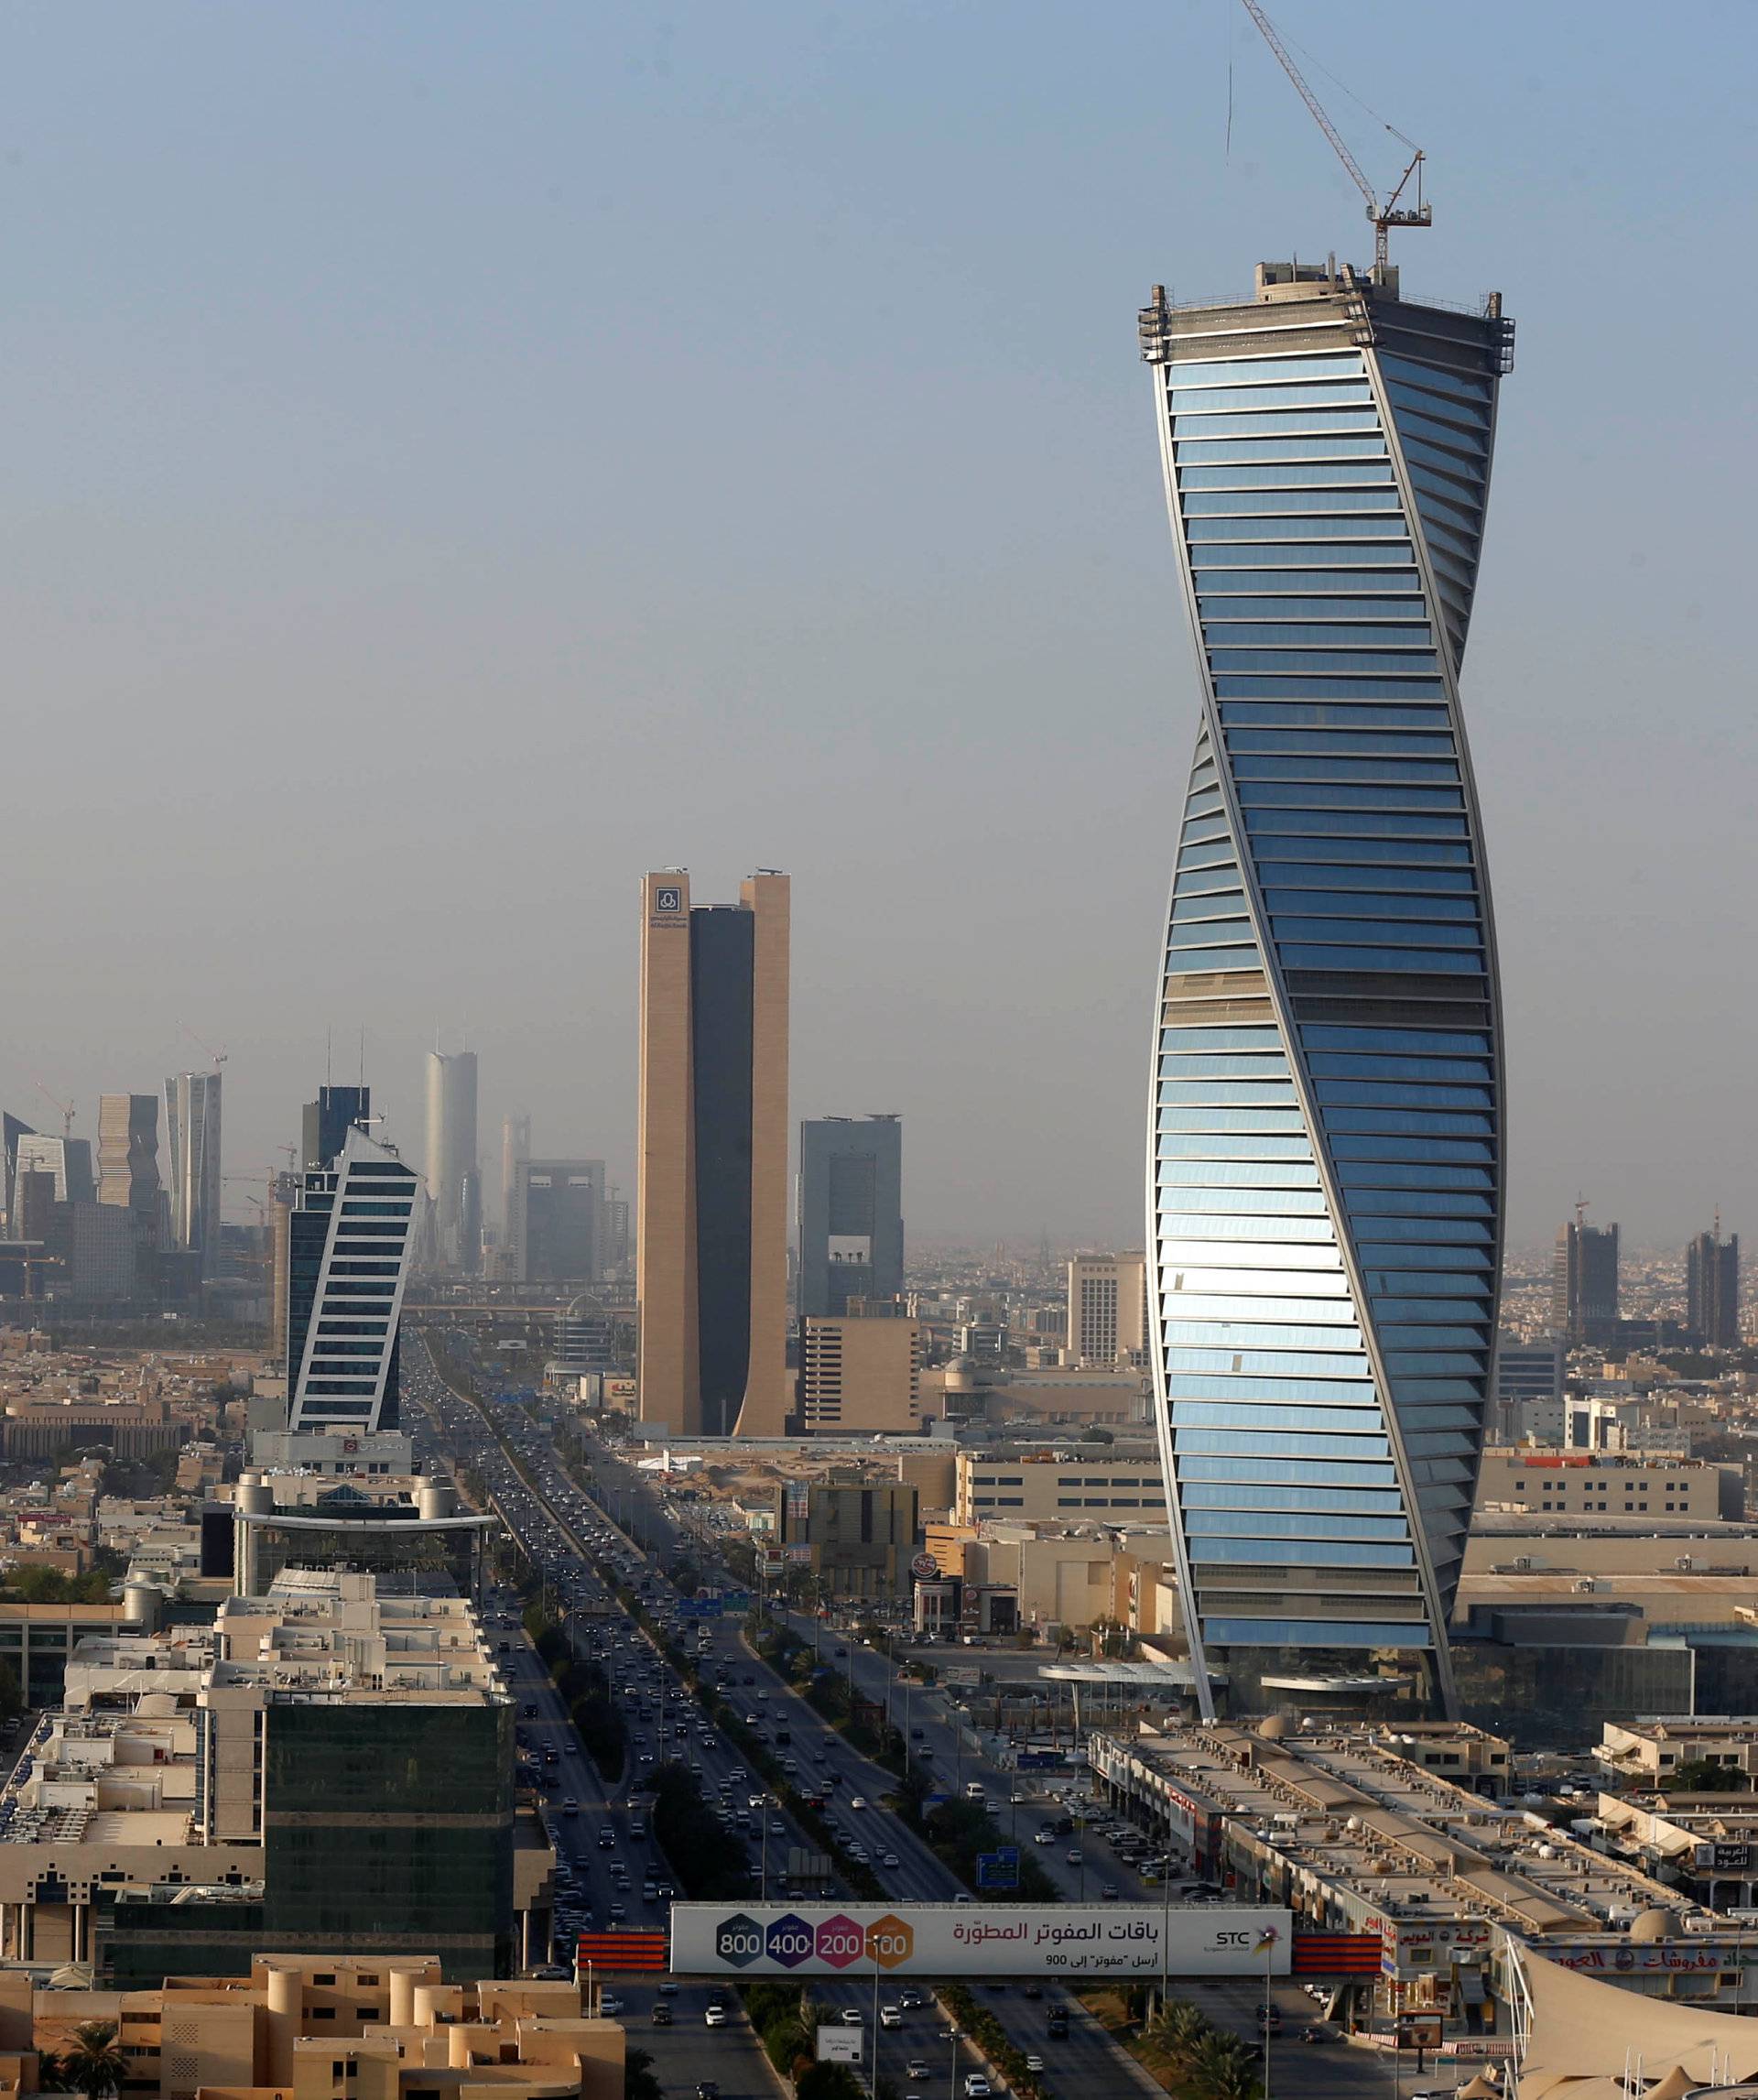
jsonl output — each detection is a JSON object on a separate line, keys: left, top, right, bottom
{"left": 840, "top": 2008, "right": 864, "bottom": 2027}
{"left": 879, "top": 2007, "right": 902, "bottom": 2029}
{"left": 704, "top": 2006, "right": 728, "bottom": 2028}
{"left": 850, "top": 1796, "right": 867, "bottom": 1810}
{"left": 964, "top": 2079, "right": 991, "bottom": 2099}
{"left": 881, "top": 1851, "right": 901, "bottom": 1868}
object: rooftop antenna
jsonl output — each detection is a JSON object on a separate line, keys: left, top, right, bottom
{"left": 1238, "top": 0, "right": 1430, "bottom": 279}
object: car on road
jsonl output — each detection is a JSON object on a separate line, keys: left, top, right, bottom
{"left": 898, "top": 1991, "right": 926, "bottom": 2011}
{"left": 598, "top": 1996, "right": 624, "bottom": 2017}
{"left": 1066, "top": 1848, "right": 1083, "bottom": 1865}
{"left": 1025, "top": 2056, "right": 1044, "bottom": 2074}
{"left": 697, "top": 2086, "right": 721, "bottom": 2100}
{"left": 1032, "top": 1830, "right": 1055, "bottom": 1845}
{"left": 657, "top": 1981, "right": 679, "bottom": 1997}
{"left": 850, "top": 1796, "right": 867, "bottom": 1810}
{"left": 879, "top": 2006, "right": 902, "bottom": 2029}
{"left": 839, "top": 2008, "right": 863, "bottom": 2027}
{"left": 881, "top": 1851, "right": 900, "bottom": 1868}
{"left": 906, "top": 2063, "right": 930, "bottom": 2082}
{"left": 1301, "top": 2026, "right": 1340, "bottom": 2043}
{"left": 703, "top": 2005, "right": 727, "bottom": 2028}
{"left": 963, "top": 2079, "right": 991, "bottom": 2099}
{"left": 650, "top": 2006, "right": 673, "bottom": 2027}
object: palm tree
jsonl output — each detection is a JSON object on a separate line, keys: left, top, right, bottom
{"left": 1188, "top": 2029, "right": 1259, "bottom": 2100}
{"left": 1145, "top": 1998, "right": 1211, "bottom": 2067}
{"left": 1197, "top": 2059, "right": 1261, "bottom": 2100}
{"left": 46, "top": 2023, "right": 124, "bottom": 2100}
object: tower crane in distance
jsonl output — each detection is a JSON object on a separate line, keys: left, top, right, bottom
{"left": 32, "top": 1081, "right": 75, "bottom": 1138}
{"left": 1238, "top": 0, "right": 1430, "bottom": 278}
{"left": 178, "top": 1021, "right": 229, "bottom": 1069}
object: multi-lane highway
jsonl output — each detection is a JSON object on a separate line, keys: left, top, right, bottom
{"left": 406, "top": 1336, "right": 1373, "bottom": 2100}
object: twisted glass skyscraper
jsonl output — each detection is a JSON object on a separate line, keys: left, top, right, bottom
{"left": 1141, "top": 262, "right": 1514, "bottom": 1718}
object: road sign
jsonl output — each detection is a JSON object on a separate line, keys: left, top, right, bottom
{"left": 976, "top": 1847, "right": 1020, "bottom": 1891}
{"left": 670, "top": 1902, "right": 1294, "bottom": 1979}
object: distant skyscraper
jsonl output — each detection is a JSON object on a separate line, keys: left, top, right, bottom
{"left": 1140, "top": 259, "right": 1515, "bottom": 1719}
{"left": 287, "top": 1126, "right": 418, "bottom": 1434}
{"left": 424, "top": 1050, "right": 479, "bottom": 1273}
{"left": 96, "top": 1094, "right": 161, "bottom": 1226}
{"left": 1687, "top": 1225, "right": 1740, "bottom": 1348}
{"left": 1066, "top": 1253, "right": 1147, "bottom": 1366}
{"left": 303, "top": 1084, "right": 370, "bottom": 1171}
{"left": 500, "top": 1113, "right": 530, "bottom": 1238}
{"left": 165, "top": 1070, "right": 222, "bottom": 1272}
{"left": 1552, "top": 1216, "right": 1619, "bottom": 1344}
{"left": 636, "top": 869, "right": 789, "bottom": 1436}
{"left": 798, "top": 1115, "right": 904, "bottom": 1319}
{"left": 510, "top": 1159, "right": 604, "bottom": 1282}
{"left": 15, "top": 1133, "right": 95, "bottom": 1208}
{"left": 1, "top": 1114, "right": 31, "bottom": 1232}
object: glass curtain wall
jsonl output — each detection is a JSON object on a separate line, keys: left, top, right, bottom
{"left": 1140, "top": 267, "right": 1515, "bottom": 1717}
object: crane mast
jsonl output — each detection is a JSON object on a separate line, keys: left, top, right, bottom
{"left": 1238, "top": 0, "right": 1430, "bottom": 277}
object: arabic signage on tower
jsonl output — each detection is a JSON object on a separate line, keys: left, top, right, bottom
{"left": 667, "top": 1903, "right": 1294, "bottom": 1979}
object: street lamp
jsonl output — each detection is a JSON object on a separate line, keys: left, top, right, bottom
{"left": 945, "top": 2024, "right": 960, "bottom": 2100}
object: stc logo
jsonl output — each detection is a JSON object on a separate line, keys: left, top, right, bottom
{"left": 712, "top": 1912, "right": 916, "bottom": 1971}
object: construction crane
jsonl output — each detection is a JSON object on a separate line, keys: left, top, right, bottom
{"left": 1239, "top": 0, "right": 1429, "bottom": 277}
{"left": 31, "top": 1081, "right": 75, "bottom": 1137}
{"left": 178, "top": 1020, "right": 228, "bottom": 1069}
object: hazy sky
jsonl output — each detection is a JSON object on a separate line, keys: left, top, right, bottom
{"left": 5, "top": 1, "right": 1753, "bottom": 1249}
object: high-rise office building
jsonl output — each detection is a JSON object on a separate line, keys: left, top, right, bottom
{"left": 15, "top": 1133, "right": 95, "bottom": 1207}
{"left": 302, "top": 1084, "right": 370, "bottom": 1172}
{"left": 1, "top": 1114, "right": 31, "bottom": 1233}
{"left": 1067, "top": 1252, "right": 1148, "bottom": 1366}
{"left": 97, "top": 1094, "right": 161, "bottom": 1225}
{"left": 798, "top": 1115, "right": 905, "bottom": 1319}
{"left": 508, "top": 1158, "right": 604, "bottom": 1282}
{"left": 500, "top": 1113, "right": 530, "bottom": 1237}
{"left": 1552, "top": 1216, "right": 1620, "bottom": 1344}
{"left": 165, "top": 1071, "right": 222, "bottom": 1272}
{"left": 1139, "top": 259, "right": 1515, "bottom": 1718}
{"left": 423, "top": 1049, "right": 479, "bottom": 1274}
{"left": 1688, "top": 1225, "right": 1740, "bottom": 1348}
{"left": 287, "top": 1126, "right": 418, "bottom": 1434}
{"left": 636, "top": 869, "right": 789, "bottom": 1436}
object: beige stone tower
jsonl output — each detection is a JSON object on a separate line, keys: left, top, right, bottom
{"left": 635, "top": 869, "right": 790, "bottom": 1438}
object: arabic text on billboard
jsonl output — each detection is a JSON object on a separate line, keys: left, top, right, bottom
{"left": 668, "top": 1904, "right": 1292, "bottom": 1979}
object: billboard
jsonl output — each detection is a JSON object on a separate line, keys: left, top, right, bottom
{"left": 670, "top": 1903, "right": 1292, "bottom": 1980}
{"left": 817, "top": 2028, "right": 862, "bottom": 2063}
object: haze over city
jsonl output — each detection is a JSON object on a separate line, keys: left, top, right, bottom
{"left": 5, "top": 0, "right": 1753, "bottom": 1243}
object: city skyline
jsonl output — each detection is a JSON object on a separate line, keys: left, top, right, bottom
{"left": 0, "top": 3, "right": 1751, "bottom": 1249}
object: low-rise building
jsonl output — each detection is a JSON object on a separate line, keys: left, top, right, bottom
{"left": 8, "top": 1954, "right": 621, "bottom": 2100}
{"left": 1092, "top": 1718, "right": 1749, "bottom": 2037}
{"left": 953, "top": 1449, "right": 1166, "bottom": 1526}
{"left": 773, "top": 1480, "right": 917, "bottom": 1600}
{"left": 1472, "top": 1448, "right": 1742, "bottom": 1522}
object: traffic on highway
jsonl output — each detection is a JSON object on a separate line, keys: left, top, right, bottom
{"left": 403, "top": 1333, "right": 1366, "bottom": 2100}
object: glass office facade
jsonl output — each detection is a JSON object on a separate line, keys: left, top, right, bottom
{"left": 1140, "top": 266, "right": 1515, "bottom": 1717}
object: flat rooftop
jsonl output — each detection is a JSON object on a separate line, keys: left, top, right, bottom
{"left": 1103, "top": 1722, "right": 1696, "bottom": 1942}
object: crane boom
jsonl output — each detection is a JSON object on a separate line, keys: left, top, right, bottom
{"left": 1238, "top": 0, "right": 1430, "bottom": 277}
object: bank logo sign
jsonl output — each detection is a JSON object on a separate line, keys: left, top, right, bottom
{"left": 671, "top": 1902, "right": 1293, "bottom": 1980}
